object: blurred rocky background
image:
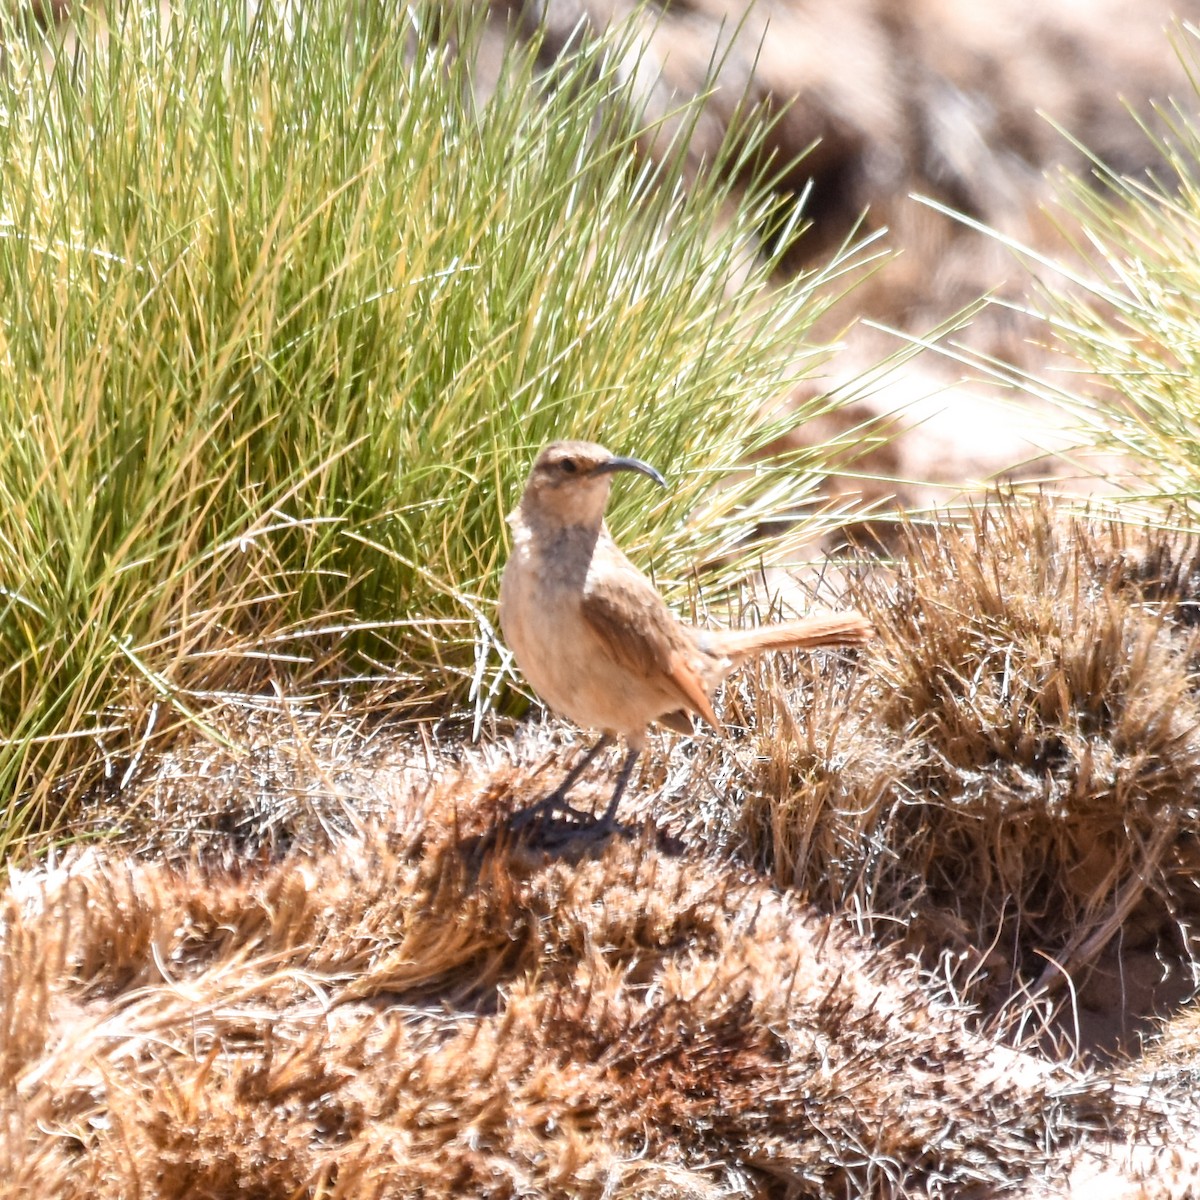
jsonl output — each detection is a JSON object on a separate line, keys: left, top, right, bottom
{"left": 475, "top": 0, "right": 1200, "bottom": 507}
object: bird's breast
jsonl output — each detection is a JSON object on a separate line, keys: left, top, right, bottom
{"left": 499, "top": 522, "right": 677, "bottom": 737}
{"left": 500, "top": 524, "right": 587, "bottom": 700}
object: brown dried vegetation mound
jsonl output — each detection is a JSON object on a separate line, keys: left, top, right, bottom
{"left": 2, "top": 816, "right": 1078, "bottom": 1197}
{"left": 739, "top": 504, "right": 1200, "bottom": 1053}
{"left": 3, "top": 500, "right": 1200, "bottom": 1197}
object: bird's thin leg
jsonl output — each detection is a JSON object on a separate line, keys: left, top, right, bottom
{"left": 545, "top": 733, "right": 612, "bottom": 806}
{"left": 512, "top": 734, "right": 612, "bottom": 827}
{"left": 595, "top": 746, "right": 640, "bottom": 829}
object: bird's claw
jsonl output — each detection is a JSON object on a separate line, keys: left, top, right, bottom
{"left": 508, "top": 792, "right": 629, "bottom": 845}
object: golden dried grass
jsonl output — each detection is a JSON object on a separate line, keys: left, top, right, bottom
{"left": 729, "top": 501, "right": 1200, "bottom": 1056}
{"left": 0, "top": 780, "right": 1081, "bottom": 1198}
{"left": 3, "top": 497, "right": 1200, "bottom": 1196}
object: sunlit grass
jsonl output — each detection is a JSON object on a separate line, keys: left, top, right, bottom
{"left": 917, "top": 26, "right": 1200, "bottom": 521}
{"left": 0, "top": 2, "right": 877, "bottom": 849}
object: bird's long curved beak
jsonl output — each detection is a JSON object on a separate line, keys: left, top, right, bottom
{"left": 591, "top": 454, "right": 667, "bottom": 488}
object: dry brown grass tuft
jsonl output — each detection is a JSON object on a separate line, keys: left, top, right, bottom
{"left": 733, "top": 501, "right": 1200, "bottom": 1055}
{"left": 2, "top": 781, "right": 1097, "bottom": 1198}
{"left": 5, "top": 497, "right": 1200, "bottom": 1195}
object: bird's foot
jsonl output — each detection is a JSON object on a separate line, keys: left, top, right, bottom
{"left": 505, "top": 739, "right": 639, "bottom": 845}
{"left": 509, "top": 791, "right": 631, "bottom": 845}
{"left": 509, "top": 788, "right": 592, "bottom": 830}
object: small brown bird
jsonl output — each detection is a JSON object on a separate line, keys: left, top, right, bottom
{"left": 499, "top": 439, "right": 872, "bottom": 828}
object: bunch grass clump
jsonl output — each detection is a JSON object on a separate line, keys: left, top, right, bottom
{"left": 0, "top": 776, "right": 1095, "bottom": 1199}
{"left": 0, "top": 0, "right": 870, "bottom": 851}
{"left": 733, "top": 501, "right": 1200, "bottom": 1045}
{"left": 869, "top": 507, "right": 1200, "bottom": 985}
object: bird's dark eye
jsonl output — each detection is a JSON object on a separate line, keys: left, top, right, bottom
{"left": 559, "top": 457, "right": 577, "bottom": 474}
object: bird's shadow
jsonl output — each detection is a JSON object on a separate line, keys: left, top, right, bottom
{"left": 460, "top": 791, "right": 686, "bottom": 861}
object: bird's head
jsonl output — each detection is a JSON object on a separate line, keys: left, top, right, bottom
{"left": 516, "top": 439, "right": 667, "bottom": 529}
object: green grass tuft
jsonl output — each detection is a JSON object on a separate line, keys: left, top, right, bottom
{"left": 0, "top": 3, "right": 872, "bottom": 848}
{"left": 922, "top": 26, "right": 1200, "bottom": 520}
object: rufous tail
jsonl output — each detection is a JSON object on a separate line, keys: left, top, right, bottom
{"left": 712, "top": 611, "right": 873, "bottom": 662}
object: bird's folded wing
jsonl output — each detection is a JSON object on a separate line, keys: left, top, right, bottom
{"left": 581, "top": 574, "right": 721, "bottom": 729}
